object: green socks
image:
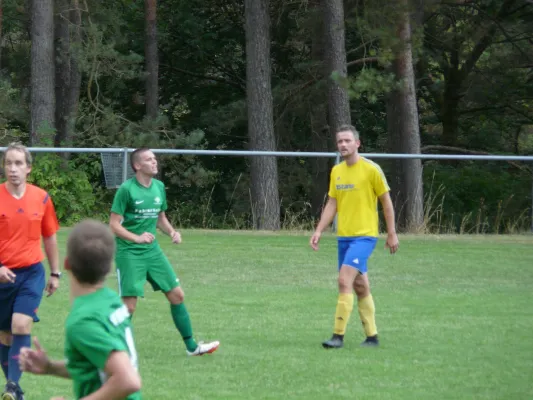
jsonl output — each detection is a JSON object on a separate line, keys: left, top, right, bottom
{"left": 170, "top": 303, "right": 197, "bottom": 352}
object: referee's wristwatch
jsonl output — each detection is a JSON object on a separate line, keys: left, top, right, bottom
{"left": 50, "top": 272, "right": 62, "bottom": 279}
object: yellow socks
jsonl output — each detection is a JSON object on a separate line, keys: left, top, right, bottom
{"left": 358, "top": 294, "right": 377, "bottom": 337}
{"left": 332, "top": 293, "right": 378, "bottom": 338}
{"left": 333, "top": 293, "right": 354, "bottom": 335}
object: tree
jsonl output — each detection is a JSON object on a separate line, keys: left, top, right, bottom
{"left": 145, "top": 0, "right": 158, "bottom": 119}
{"left": 244, "top": 0, "right": 280, "bottom": 230}
{"left": 309, "top": 0, "right": 331, "bottom": 219}
{"left": 31, "top": 0, "right": 55, "bottom": 145}
{"left": 0, "top": 0, "right": 3, "bottom": 71}
{"left": 322, "top": 0, "right": 351, "bottom": 134}
{"left": 423, "top": 0, "right": 523, "bottom": 147}
{"left": 387, "top": 0, "right": 424, "bottom": 232}
{"left": 54, "top": 0, "right": 82, "bottom": 150}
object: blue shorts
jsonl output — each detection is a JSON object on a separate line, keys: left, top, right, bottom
{"left": 0, "top": 262, "right": 46, "bottom": 331}
{"left": 337, "top": 237, "right": 378, "bottom": 274}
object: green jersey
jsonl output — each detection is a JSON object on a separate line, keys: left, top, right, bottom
{"left": 111, "top": 177, "right": 168, "bottom": 257}
{"left": 65, "top": 288, "right": 141, "bottom": 400}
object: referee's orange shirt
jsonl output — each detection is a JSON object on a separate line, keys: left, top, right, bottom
{"left": 0, "top": 183, "right": 59, "bottom": 269}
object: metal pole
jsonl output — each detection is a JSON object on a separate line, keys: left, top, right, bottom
{"left": 531, "top": 164, "right": 533, "bottom": 233}
{"left": 122, "top": 148, "right": 129, "bottom": 184}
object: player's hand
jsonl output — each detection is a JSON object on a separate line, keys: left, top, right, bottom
{"left": 170, "top": 230, "right": 182, "bottom": 244}
{"left": 310, "top": 231, "right": 321, "bottom": 251}
{"left": 385, "top": 232, "right": 399, "bottom": 254}
{"left": 135, "top": 232, "right": 155, "bottom": 244}
{"left": 0, "top": 266, "right": 16, "bottom": 284}
{"left": 19, "top": 337, "right": 50, "bottom": 375}
{"left": 45, "top": 276, "right": 60, "bottom": 297}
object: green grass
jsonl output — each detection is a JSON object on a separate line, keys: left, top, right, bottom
{"left": 19, "top": 230, "right": 533, "bottom": 400}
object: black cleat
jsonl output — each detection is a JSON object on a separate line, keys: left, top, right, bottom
{"left": 360, "top": 335, "right": 379, "bottom": 347}
{"left": 2, "top": 381, "right": 24, "bottom": 400}
{"left": 322, "top": 334, "right": 344, "bottom": 349}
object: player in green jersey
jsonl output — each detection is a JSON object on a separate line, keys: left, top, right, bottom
{"left": 109, "top": 148, "right": 219, "bottom": 356}
{"left": 18, "top": 219, "right": 142, "bottom": 400}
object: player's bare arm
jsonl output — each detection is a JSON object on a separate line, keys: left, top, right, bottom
{"left": 310, "top": 197, "right": 337, "bottom": 251}
{"left": 379, "top": 192, "right": 399, "bottom": 254}
{"left": 157, "top": 212, "right": 181, "bottom": 244}
{"left": 109, "top": 212, "right": 154, "bottom": 244}
{"left": 19, "top": 337, "right": 71, "bottom": 379}
{"left": 43, "top": 234, "right": 60, "bottom": 296}
{"left": 78, "top": 351, "right": 141, "bottom": 400}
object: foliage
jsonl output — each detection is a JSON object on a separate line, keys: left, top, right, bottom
{"left": 0, "top": 79, "right": 28, "bottom": 133}
{"left": 422, "top": 162, "right": 532, "bottom": 233}
{"left": 27, "top": 154, "right": 99, "bottom": 225}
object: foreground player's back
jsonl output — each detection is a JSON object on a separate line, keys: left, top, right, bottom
{"left": 65, "top": 287, "right": 141, "bottom": 400}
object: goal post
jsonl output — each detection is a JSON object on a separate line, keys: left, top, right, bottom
{"left": 100, "top": 150, "right": 134, "bottom": 189}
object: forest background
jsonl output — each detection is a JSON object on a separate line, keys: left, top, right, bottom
{"left": 0, "top": 0, "right": 532, "bottom": 233}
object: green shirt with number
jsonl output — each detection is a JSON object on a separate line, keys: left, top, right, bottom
{"left": 111, "top": 177, "right": 168, "bottom": 257}
{"left": 65, "top": 287, "right": 141, "bottom": 400}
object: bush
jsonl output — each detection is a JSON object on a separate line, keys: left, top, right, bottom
{"left": 28, "top": 154, "right": 98, "bottom": 225}
{"left": 423, "top": 162, "right": 531, "bottom": 233}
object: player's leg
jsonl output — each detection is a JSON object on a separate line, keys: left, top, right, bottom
{"left": 350, "top": 238, "right": 379, "bottom": 346}
{"left": 3, "top": 264, "right": 45, "bottom": 400}
{"left": 0, "top": 294, "right": 15, "bottom": 382}
{"left": 353, "top": 273, "right": 378, "bottom": 346}
{"left": 0, "top": 275, "right": 17, "bottom": 382}
{"left": 116, "top": 257, "right": 146, "bottom": 317}
{"left": 323, "top": 240, "right": 358, "bottom": 349}
{"left": 0, "top": 332, "right": 11, "bottom": 381}
{"left": 146, "top": 254, "right": 196, "bottom": 351}
{"left": 147, "top": 253, "right": 219, "bottom": 356}
{"left": 122, "top": 297, "right": 139, "bottom": 318}
{"left": 7, "top": 314, "right": 32, "bottom": 385}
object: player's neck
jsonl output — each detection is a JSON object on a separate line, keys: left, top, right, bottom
{"left": 5, "top": 181, "right": 27, "bottom": 199}
{"left": 136, "top": 173, "right": 153, "bottom": 188}
{"left": 70, "top": 280, "right": 104, "bottom": 300}
{"left": 344, "top": 153, "right": 360, "bottom": 166}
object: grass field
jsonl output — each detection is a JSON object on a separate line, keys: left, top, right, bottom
{"left": 17, "top": 230, "right": 533, "bottom": 400}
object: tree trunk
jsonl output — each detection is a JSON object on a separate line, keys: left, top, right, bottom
{"left": 144, "top": 0, "right": 158, "bottom": 119}
{"left": 441, "top": 41, "right": 461, "bottom": 147}
{"left": 441, "top": 99, "right": 461, "bottom": 147}
{"left": 67, "top": 0, "right": 82, "bottom": 145}
{"left": 244, "top": 0, "right": 280, "bottom": 230}
{"left": 309, "top": 1, "right": 330, "bottom": 219}
{"left": 387, "top": 0, "right": 424, "bottom": 232}
{"left": 322, "top": 0, "right": 351, "bottom": 135}
{"left": 54, "top": 0, "right": 82, "bottom": 153}
{"left": 0, "top": 0, "right": 3, "bottom": 72}
{"left": 54, "top": 0, "right": 70, "bottom": 147}
{"left": 31, "top": 0, "right": 55, "bottom": 145}
{"left": 310, "top": 101, "right": 330, "bottom": 219}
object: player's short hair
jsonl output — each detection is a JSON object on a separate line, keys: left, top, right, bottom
{"left": 67, "top": 219, "right": 115, "bottom": 285}
{"left": 130, "top": 147, "right": 152, "bottom": 172}
{"left": 336, "top": 124, "right": 360, "bottom": 140}
{"left": 2, "top": 142, "right": 33, "bottom": 166}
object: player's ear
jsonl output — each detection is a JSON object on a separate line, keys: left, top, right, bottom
{"left": 64, "top": 257, "right": 71, "bottom": 271}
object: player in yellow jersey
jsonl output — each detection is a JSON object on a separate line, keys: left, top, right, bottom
{"left": 310, "top": 124, "right": 399, "bottom": 348}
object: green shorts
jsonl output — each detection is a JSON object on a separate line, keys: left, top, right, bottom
{"left": 115, "top": 250, "right": 180, "bottom": 297}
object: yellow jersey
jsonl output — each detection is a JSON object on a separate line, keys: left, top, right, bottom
{"left": 328, "top": 157, "right": 390, "bottom": 237}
